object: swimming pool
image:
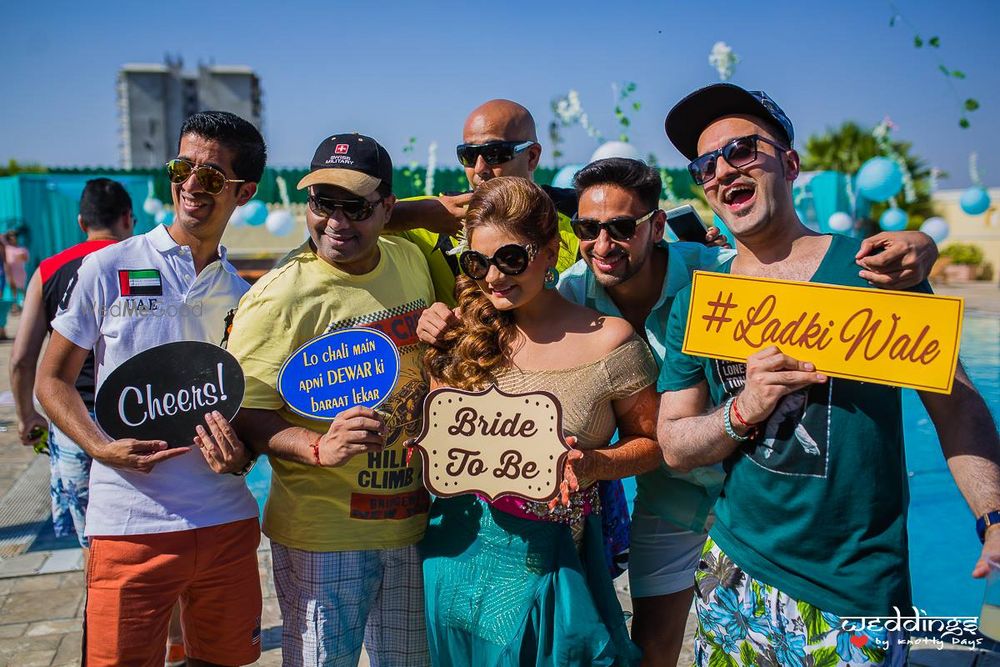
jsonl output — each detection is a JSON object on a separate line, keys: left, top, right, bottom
{"left": 245, "top": 313, "right": 1000, "bottom": 617}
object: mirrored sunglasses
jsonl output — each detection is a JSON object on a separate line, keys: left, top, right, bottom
{"left": 165, "top": 159, "right": 245, "bottom": 195}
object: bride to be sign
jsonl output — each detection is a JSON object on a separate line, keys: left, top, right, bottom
{"left": 409, "top": 386, "right": 571, "bottom": 502}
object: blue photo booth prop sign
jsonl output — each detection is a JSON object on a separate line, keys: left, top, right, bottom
{"left": 277, "top": 328, "right": 401, "bottom": 420}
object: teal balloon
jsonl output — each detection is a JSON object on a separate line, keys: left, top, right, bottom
{"left": 242, "top": 200, "right": 268, "bottom": 226}
{"left": 879, "top": 208, "right": 908, "bottom": 231}
{"left": 154, "top": 209, "right": 174, "bottom": 225}
{"left": 856, "top": 157, "right": 903, "bottom": 202}
{"left": 960, "top": 186, "right": 991, "bottom": 215}
{"left": 551, "top": 164, "right": 584, "bottom": 189}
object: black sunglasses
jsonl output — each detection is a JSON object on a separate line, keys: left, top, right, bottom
{"left": 571, "top": 209, "right": 657, "bottom": 242}
{"left": 688, "top": 134, "right": 788, "bottom": 185}
{"left": 456, "top": 141, "right": 535, "bottom": 168}
{"left": 307, "top": 195, "right": 382, "bottom": 222}
{"left": 165, "top": 159, "right": 245, "bottom": 195}
{"left": 459, "top": 243, "right": 537, "bottom": 280}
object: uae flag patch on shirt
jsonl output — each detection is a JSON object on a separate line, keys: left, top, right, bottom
{"left": 118, "top": 269, "right": 162, "bottom": 297}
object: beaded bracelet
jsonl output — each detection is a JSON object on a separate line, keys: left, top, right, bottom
{"left": 723, "top": 395, "right": 753, "bottom": 442}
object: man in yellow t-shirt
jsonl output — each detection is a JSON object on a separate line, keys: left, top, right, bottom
{"left": 388, "top": 99, "right": 580, "bottom": 306}
{"left": 229, "top": 133, "right": 433, "bottom": 666}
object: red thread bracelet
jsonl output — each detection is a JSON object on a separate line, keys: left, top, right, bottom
{"left": 732, "top": 396, "right": 758, "bottom": 430}
{"left": 310, "top": 436, "right": 322, "bottom": 465}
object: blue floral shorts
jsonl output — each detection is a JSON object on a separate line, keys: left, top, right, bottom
{"left": 693, "top": 537, "right": 908, "bottom": 666}
{"left": 48, "top": 420, "right": 92, "bottom": 548}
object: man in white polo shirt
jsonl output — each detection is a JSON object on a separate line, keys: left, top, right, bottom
{"left": 38, "top": 111, "right": 265, "bottom": 667}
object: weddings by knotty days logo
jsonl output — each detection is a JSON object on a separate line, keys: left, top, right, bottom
{"left": 840, "top": 606, "right": 983, "bottom": 650}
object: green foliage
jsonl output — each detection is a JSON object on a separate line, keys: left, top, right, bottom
{"left": 810, "top": 646, "right": 841, "bottom": 667}
{"left": 738, "top": 640, "right": 757, "bottom": 667}
{"left": 0, "top": 159, "right": 47, "bottom": 177}
{"left": 889, "top": 6, "right": 978, "bottom": 127}
{"left": 795, "top": 600, "right": 831, "bottom": 643}
{"left": 801, "top": 121, "right": 940, "bottom": 228}
{"left": 941, "top": 243, "right": 985, "bottom": 266}
{"left": 613, "top": 81, "right": 639, "bottom": 143}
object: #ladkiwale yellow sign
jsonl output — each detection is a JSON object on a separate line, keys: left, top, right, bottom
{"left": 682, "top": 271, "right": 964, "bottom": 394}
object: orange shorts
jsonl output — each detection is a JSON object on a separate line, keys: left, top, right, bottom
{"left": 84, "top": 517, "right": 262, "bottom": 667}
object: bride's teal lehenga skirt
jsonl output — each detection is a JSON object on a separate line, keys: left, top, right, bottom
{"left": 420, "top": 495, "right": 640, "bottom": 666}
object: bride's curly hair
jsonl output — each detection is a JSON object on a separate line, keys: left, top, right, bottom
{"left": 424, "top": 177, "right": 559, "bottom": 390}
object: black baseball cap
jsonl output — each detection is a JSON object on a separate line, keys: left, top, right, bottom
{"left": 665, "top": 83, "right": 795, "bottom": 160}
{"left": 297, "top": 133, "right": 393, "bottom": 196}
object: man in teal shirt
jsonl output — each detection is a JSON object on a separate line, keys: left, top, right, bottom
{"left": 657, "top": 83, "right": 1000, "bottom": 665}
{"left": 557, "top": 158, "right": 731, "bottom": 665}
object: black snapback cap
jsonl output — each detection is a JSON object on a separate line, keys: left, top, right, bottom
{"left": 665, "top": 83, "right": 794, "bottom": 161}
{"left": 297, "top": 133, "right": 393, "bottom": 196}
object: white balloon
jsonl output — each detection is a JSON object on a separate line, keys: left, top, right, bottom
{"left": 265, "top": 209, "right": 296, "bottom": 236}
{"left": 590, "top": 141, "right": 642, "bottom": 163}
{"left": 143, "top": 197, "right": 163, "bottom": 216}
{"left": 827, "top": 211, "right": 853, "bottom": 232}
{"left": 920, "top": 216, "right": 950, "bottom": 244}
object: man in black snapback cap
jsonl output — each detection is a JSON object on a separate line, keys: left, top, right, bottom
{"left": 656, "top": 84, "right": 999, "bottom": 664}
{"left": 229, "top": 131, "right": 434, "bottom": 664}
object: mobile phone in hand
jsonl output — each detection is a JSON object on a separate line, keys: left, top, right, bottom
{"left": 665, "top": 205, "right": 709, "bottom": 244}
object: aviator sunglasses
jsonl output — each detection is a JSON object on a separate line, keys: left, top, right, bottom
{"left": 571, "top": 209, "right": 657, "bottom": 242}
{"left": 688, "top": 134, "right": 788, "bottom": 185}
{"left": 307, "top": 195, "right": 382, "bottom": 222}
{"left": 456, "top": 140, "right": 535, "bottom": 167}
{"left": 165, "top": 159, "right": 245, "bottom": 195}
{"left": 459, "top": 243, "right": 538, "bottom": 280}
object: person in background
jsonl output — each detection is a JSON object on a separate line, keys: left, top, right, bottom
{"left": 5, "top": 230, "right": 30, "bottom": 311}
{"left": 10, "top": 177, "right": 134, "bottom": 565}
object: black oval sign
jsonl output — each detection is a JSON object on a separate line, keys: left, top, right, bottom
{"left": 95, "top": 341, "right": 245, "bottom": 447}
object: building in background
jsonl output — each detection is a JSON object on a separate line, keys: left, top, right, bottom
{"left": 116, "top": 56, "right": 262, "bottom": 168}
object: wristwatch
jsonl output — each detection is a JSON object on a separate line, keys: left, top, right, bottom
{"left": 231, "top": 452, "right": 258, "bottom": 477}
{"left": 976, "top": 510, "right": 1000, "bottom": 543}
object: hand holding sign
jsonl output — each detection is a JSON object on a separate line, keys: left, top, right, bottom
{"left": 194, "top": 411, "right": 253, "bottom": 474}
{"left": 315, "top": 406, "right": 387, "bottom": 467}
{"left": 738, "top": 347, "right": 828, "bottom": 425}
{"left": 93, "top": 437, "right": 188, "bottom": 474}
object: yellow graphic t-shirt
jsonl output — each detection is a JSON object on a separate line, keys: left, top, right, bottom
{"left": 227, "top": 236, "right": 434, "bottom": 551}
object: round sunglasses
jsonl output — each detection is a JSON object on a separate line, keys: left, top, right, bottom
{"left": 456, "top": 140, "right": 535, "bottom": 168}
{"left": 459, "top": 243, "right": 538, "bottom": 280}
{"left": 165, "top": 159, "right": 245, "bottom": 195}
{"left": 307, "top": 195, "right": 382, "bottom": 222}
{"left": 571, "top": 209, "right": 657, "bottom": 242}
{"left": 688, "top": 134, "right": 788, "bottom": 185}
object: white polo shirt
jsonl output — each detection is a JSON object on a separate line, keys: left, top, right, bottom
{"left": 53, "top": 224, "right": 259, "bottom": 536}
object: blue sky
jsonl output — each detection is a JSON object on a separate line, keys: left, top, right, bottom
{"left": 3, "top": 0, "right": 998, "bottom": 188}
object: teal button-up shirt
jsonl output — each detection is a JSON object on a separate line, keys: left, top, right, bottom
{"left": 557, "top": 240, "right": 734, "bottom": 533}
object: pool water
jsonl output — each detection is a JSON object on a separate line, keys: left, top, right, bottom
{"left": 245, "top": 314, "right": 1000, "bottom": 617}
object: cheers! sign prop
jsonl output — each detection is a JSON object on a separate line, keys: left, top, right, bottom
{"left": 409, "top": 386, "right": 571, "bottom": 502}
{"left": 95, "top": 341, "right": 245, "bottom": 447}
{"left": 683, "top": 271, "right": 964, "bottom": 394}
